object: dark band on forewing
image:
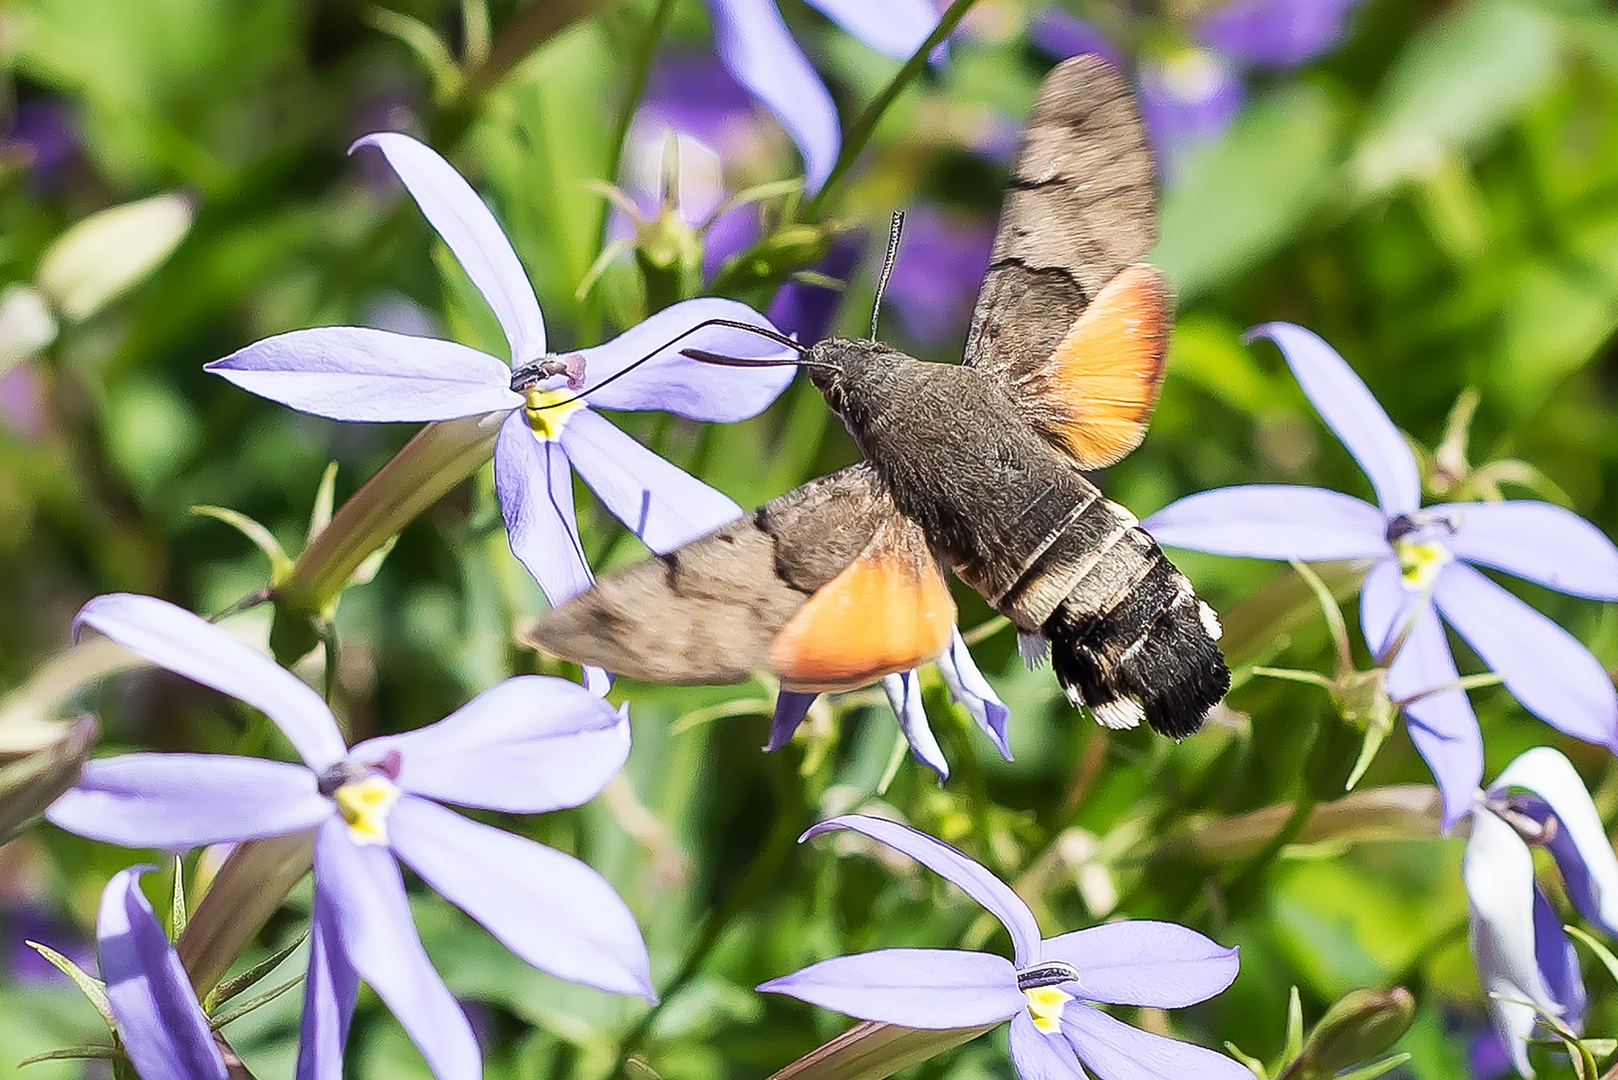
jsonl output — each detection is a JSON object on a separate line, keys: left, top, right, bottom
{"left": 963, "top": 55, "right": 1156, "bottom": 381}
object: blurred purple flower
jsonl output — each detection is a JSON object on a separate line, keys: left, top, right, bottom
{"left": 882, "top": 208, "right": 994, "bottom": 349}
{"left": 97, "top": 866, "right": 228, "bottom": 1080}
{"left": 5, "top": 99, "right": 80, "bottom": 191}
{"left": 205, "top": 132, "right": 793, "bottom": 608}
{"left": 1145, "top": 324, "right": 1618, "bottom": 828}
{"left": 1032, "top": 1, "right": 1363, "bottom": 174}
{"left": 761, "top": 814, "right": 1247, "bottom": 1080}
{"left": 770, "top": 628, "right": 1010, "bottom": 779}
{"left": 48, "top": 593, "right": 653, "bottom": 1080}
{"left": 767, "top": 234, "right": 865, "bottom": 343}
{"left": 1464, "top": 748, "right": 1618, "bottom": 1077}
{"left": 7, "top": 904, "right": 91, "bottom": 986}
{"left": 704, "top": 0, "right": 944, "bottom": 190}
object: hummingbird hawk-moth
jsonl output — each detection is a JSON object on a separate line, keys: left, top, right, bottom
{"left": 526, "top": 55, "right": 1231, "bottom": 739}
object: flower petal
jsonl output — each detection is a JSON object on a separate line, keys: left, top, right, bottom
{"left": 1060, "top": 1003, "right": 1252, "bottom": 1080}
{"left": 938, "top": 628, "right": 1011, "bottom": 759}
{"left": 1361, "top": 560, "right": 1482, "bottom": 830}
{"left": 769, "top": 691, "right": 817, "bottom": 752}
{"left": 1465, "top": 807, "right": 1558, "bottom": 1078}
{"left": 1137, "top": 50, "right": 1245, "bottom": 170}
{"left": 883, "top": 670, "right": 949, "bottom": 780}
{"left": 1535, "top": 887, "right": 1586, "bottom": 1028}
{"left": 353, "top": 132, "right": 546, "bottom": 363}
{"left": 48, "top": 755, "right": 330, "bottom": 848}
{"left": 1441, "top": 501, "right": 1618, "bottom": 601}
{"left": 1142, "top": 485, "right": 1388, "bottom": 560}
{"left": 1009, "top": 1011, "right": 1087, "bottom": 1080}
{"left": 390, "top": 796, "right": 654, "bottom": 998}
{"left": 98, "top": 867, "right": 228, "bottom": 1080}
{"left": 315, "top": 820, "right": 480, "bottom": 1080}
{"left": 577, "top": 297, "right": 796, "bottom": 419}
{"left": 561, "top": 410, "right": 743, "bottom": 554}
{"left": 1028, "top": 10, "right": 1123, "bottom": 65}
{"left": 803, "top": 814, "right": 1041, "bottom": 965}
{"left": 206, "top": 328, "right": 521, "bottom": 422}
{"left": 1196, "top": 0, "right": 1363, "bottom": 67}
{"left": 1249, "top": 323, "right": 1420, "bottom": 515}
{"left": 354, "top": 675, "right": 629, "bottom": 814}
{"left": 800, "top": 0, "right": 941, "bottom": 60}
{"left": 1435, "top": 563, "right": 1618, "bottom": 747}
{"left": 295, "top": 881, "right": 358, "bottom": 1080}
{"left": 1492, "top": 747, "right": 1618, "bottom": 938}
{"left": 494, "top": 409, "right": 594, "bottom": 606}
{"left": 709, "top": 0, "right": 840, "bottom": 191}
{"left": 1037, "top": 921, "right": 1238, "bottom": 1008}
{"left": 74, "top": 593, "right": 346, "bottom": 769}
{"left": 758, "top": 948, "right": 1022, "bottom": 1027}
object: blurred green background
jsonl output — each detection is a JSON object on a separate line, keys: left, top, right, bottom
{"left": 4, "top": 0, "right": 1618, "bottom": 1077}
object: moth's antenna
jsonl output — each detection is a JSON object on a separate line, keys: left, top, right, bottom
{"left": 869, "top": 209, "right": 905, "bottom": 341}
{"left": 514, "top": 318, "right": 805, "bottom": 409}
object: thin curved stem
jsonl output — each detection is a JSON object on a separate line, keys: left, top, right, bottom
{"left": 802, "top": 0, "right": 980, "bottom": 220}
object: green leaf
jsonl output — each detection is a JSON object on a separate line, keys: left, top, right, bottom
{"left": 1565, "top": 924, "right": 1618, "bottom": 986}
{"left": 1154, "top": 83, "right": 1344, "bottom": 302}
{"left": 18, "top": 1044, "right": 121, "bottom": 1066}
{"left": 1353, "top": 0, "right": 1559, "bottom": 195}
{"left": 25, "top": 941, "right": 115, "bottom": 1030}
{"left": 1334, "top": 1053, "right": 1414, "bottom": 1080}
{"left": 206, "top": 929, "right": 308, "bottom": 1010}
{"left": 307, "top": 461, "right": 339, "bottom": 544}
{"left": 207, "top": 973, "right": 303, "bottom": 1030}
{"left": 192, "top": 506, "right": 292, "bottom": 583}
{"left": 170, "top": 856, "right": 187, "bottom": 941}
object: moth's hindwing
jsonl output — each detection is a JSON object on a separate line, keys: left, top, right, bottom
{"left": 525, "top": 463, "right": 952, "bottom": 691}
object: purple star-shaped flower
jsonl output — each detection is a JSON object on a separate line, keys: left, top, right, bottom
{"left": 1144, "top": 323, "right": 1618, "bottom": 828}
{"left": 1464, "top": 747, "right": 1618, "bottom": 1077}
{"left": 705, "top": 0, "right": 944, "bottom": 191}
{"left": 761, "top": 814, "right": 1247, "bottom": 1080}
{"left": 47, "top": 593, "right": 652, "bottom": 1080}
{"left": 770, "top": 629, "right": 1011, "bottom": 780}
{"left": 205, "top": 131, "right": 794, "bottom": 608}
{"left": 97, "top": 866, "right": 229, "bottom": 1080}
{"left": 1032, "top": 0, "right": 1363, "bottom": 174}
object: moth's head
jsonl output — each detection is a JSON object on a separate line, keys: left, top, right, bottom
{"left": 804, "top": 338, "right": 904, "bottom": 418}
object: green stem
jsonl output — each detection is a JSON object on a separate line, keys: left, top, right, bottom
{"left": 178, "top": 830, "right": 316, "bottom": 997}
{"left": 802, "top": 0, "right": 981, "bottom": 220}
{"left": 610, "top": 757, "right": 806, "bottom": 1077}
{"left": 280, "top": 412, "right": 504, "bottom": 617}
{"left": 596, "top": 0, "right": 678, "bottom": 260}
{"left": 1224, "top": 789, "right": 1319, "bottom": 911}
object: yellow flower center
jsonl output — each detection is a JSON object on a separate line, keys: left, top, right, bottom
{"left": 333, "top": 774, "right": 401, "bottom": 846}
{"left": 1024, "top": 986, "right": 1073, "bottom": 1035}
{"left": 1394, "top": 537, "right": 1452, "bottom": 591}
{"left": 525, "top": 387, "right": 584, "bottom": 442}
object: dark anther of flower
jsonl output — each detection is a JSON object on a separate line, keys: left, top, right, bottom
{"left": 314, "top": 750, "right": 402, "bottom": 797}
{"left": 511, "top": 353, "right": 586, "bottom": 393}
{"left": 1015, "top": 960, "right": 1083, "bottom": 991}
{"left": 1384, "top": 510, "right": 1461, "bottom": 545}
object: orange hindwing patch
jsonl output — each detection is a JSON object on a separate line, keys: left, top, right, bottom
{"left": 1021, "top": 263, "right": 1169, "bottom": 469}
{"left": 768, "top": 517, "right": 956, "bottom": 693}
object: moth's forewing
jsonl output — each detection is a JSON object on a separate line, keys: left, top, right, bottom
{"left": 770, "top": 514, "right": 955, "bottom": 693}
{"left": 963, "top": 54, "right": 1157, "bottom": 387}
{"left": 526, "top": 463, "right": 947, "bottom": 688}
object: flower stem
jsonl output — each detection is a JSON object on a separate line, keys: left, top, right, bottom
{"left": 279, "top": 411, "right": 505, "bottom": 618}
{"left": 178, "top": 830, "right": 316, "bottom": 997}
{"left": 802, "top": 0, "right": 980, "bottom": 220}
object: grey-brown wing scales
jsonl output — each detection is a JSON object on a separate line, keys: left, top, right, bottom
{"left": 525, "top": 463, "right": 953, "bottom": 691}
{"left": 963, "top": 55, "right": 1157, "bottom": 386}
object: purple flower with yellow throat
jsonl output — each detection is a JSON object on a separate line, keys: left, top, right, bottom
{"left": 47, "top": 593, "right": 652, "bottom": 1080}
{"left": 205, "top": 132, "right": 795, "bottom": 610}
{"left": 1145, "top": 324, "right": 1618, "bottom": 828}
{"left": 762, "top": 814, "right": 1247, "bottom": 1080}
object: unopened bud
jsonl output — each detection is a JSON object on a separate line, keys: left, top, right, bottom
{"left": 1294, "top": 987, "right": 1416, "bottom": 1077}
